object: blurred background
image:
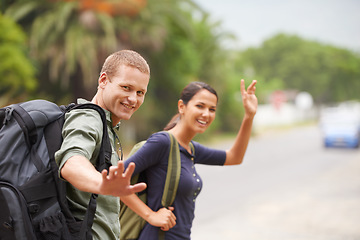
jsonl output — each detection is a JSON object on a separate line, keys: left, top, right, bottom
{"left": 1, "top": 0, "right": 360, "bottom": 238}
{"left": 1, "top": 0, "right": 359, "bottom": 144}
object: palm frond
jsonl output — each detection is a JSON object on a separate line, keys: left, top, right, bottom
{"left": 4, "top": 1, "right": 41, "bottom": 22}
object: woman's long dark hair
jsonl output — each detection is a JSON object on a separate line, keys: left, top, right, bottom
{"left": 164, "top": 82, "right": 218, "bottom": 131}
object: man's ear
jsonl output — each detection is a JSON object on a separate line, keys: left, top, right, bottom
{"left": 98, "top": 72, "right": 108, "bottom": 89}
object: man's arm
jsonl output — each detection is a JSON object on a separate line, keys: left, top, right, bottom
{"left": 61, "top": 156, "right": 146, "bottom": 197}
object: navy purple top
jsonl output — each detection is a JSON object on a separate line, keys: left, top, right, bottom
{"left": 124, "top": 132, "right": 226, "bottom": 240}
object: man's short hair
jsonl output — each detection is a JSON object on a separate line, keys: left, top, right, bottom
{"left": 100, "top": 50, "right": 150, "bottom": 78}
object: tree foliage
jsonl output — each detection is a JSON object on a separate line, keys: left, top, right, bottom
{"left": 2, "top": 1, "right": 359, "bottom": 142}
{"left": 2, "top": 0, "right": 236, "bottom": 140}
{"left": 116, "top": 0, "right": 236, "bottom": 139}
{"left": 4, "top": 0, "right": 119, "bottom": 102}
{"left": 0, "top": 13, "right": 37, "bottom": 106}
{"left": 237, "top": 34, "right": 360, "bottom": 104}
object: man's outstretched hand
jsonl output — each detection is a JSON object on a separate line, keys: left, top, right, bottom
{"left": 100, "top": 161, "right": 147, "bottom": 197}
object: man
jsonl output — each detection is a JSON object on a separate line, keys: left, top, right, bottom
{"left": 55, "top": 50, "right": 149, "bottom": 239}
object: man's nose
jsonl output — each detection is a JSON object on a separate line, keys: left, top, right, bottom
{"left": 127, "top": 91, "right": 137, "bottom": 104}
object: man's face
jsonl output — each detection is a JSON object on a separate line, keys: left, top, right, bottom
{"left": 100, "top": 65, "right": 149, "bottom": 124}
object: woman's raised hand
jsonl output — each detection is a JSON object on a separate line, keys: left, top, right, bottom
{"left": 240, "top": 79, "right": 258, "bottom": 117}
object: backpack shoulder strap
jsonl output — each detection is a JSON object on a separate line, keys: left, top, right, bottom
{"left": 69, "top": 103, "right": 112, "bottom": 172}
{"left": 64, "top": 103, "right": 113, "bottom": 239}
{"left": 11, "top": 104, "right": 46, "bottom": 172}
{"left": 161, "top": 131, "right": 181, "bottom": 207}
{"left": 11, "top": 104, "right": 37, "bottom": 147}
{"left": 127, "top": 140, "right": 146, "bottom": 186}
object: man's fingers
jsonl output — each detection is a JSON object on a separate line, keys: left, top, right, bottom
{"left": 108, "top": 166, "right": 117, "bottom": 179}
{"left": 101, "top": 169, "right": 108, "bottom": 178}
{"left": 129, "top": 182, "right": 147, "bottom": 194}
{"left": 117, "top": 160, "right": 125, "bottom": 173}
{"left": 123, "top": 162, "right": 135, "bottom": 177}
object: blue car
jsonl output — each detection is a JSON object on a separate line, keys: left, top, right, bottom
{"left": 320, "top": 116, "right": 360, "bottom": 148}
{"left": 323, "top": 125, "right": 359, "bottom": 148}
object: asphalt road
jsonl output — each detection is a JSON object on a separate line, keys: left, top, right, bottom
{"left": 191, "top": 125, "right": 360, "bottom": 240}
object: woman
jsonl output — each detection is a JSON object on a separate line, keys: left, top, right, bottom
{"left": 122, "top": 79, "right": 257, "bottom": 239}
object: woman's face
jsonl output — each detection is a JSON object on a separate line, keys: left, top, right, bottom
{"left": 180, "top": 89, "right": 217, "bottom": 134}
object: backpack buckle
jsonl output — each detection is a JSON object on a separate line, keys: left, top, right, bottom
{"left": 3, "top": 108, "right": 14, "bottom": 125}
{"left": 2, "top": 217, "right": 14, "bottom": 230}
{"left": 28, "top": 203, "right": 40, "bottom": 214}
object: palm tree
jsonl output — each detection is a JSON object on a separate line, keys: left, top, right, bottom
{"left": 4, "top": 0, "right": 234, "bottom": 139}
{"left": 5, "top": 1, "right": 119, "bottom": 101}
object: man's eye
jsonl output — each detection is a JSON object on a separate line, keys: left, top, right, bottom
{"left": 137, "top": 91, "right": 145, "bottom": 96}
{"left": 122, "top": 86, "right": 130, "bottom": 90}
{"left": 210, "top": 108, "right": 216, "bottom": 112}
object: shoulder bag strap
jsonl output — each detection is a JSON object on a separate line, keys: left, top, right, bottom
{"left": 161, "top": 131, "right": 181, "bottom": 207}
{"left": 159, "top": 131, "right": 181, "bottom": 239}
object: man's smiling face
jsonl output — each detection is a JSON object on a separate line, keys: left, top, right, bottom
{"left": 100, "top": 65, "right": 149, "bottom": 124}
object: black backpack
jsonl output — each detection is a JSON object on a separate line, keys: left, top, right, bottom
{"left": 0, "top": 99, "right": 112, "bottom": 240}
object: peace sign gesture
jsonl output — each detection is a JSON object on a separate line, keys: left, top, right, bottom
{"left": 240, "top": 79, "right": 258, "bottom": 118}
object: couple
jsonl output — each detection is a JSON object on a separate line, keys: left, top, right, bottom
{"left": 55, "top": 50, "right": 258, "bottom": 240}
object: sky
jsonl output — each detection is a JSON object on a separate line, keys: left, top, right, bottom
{"left": 193, "top": 0, "right": 360, "bottom": 52}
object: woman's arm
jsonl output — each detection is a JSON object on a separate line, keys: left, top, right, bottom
{"left": 225, "top": 79, "right": 258, "bottom": 166}
{"left": 121, "top": 194, "right": 176, "bottom": 231}
{"left": 122, "top": 133, "right": 177, "bottom": 230}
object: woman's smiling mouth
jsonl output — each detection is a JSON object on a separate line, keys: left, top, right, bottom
{"left": 197, "top": 119, "right": 207, "bottom": 125}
